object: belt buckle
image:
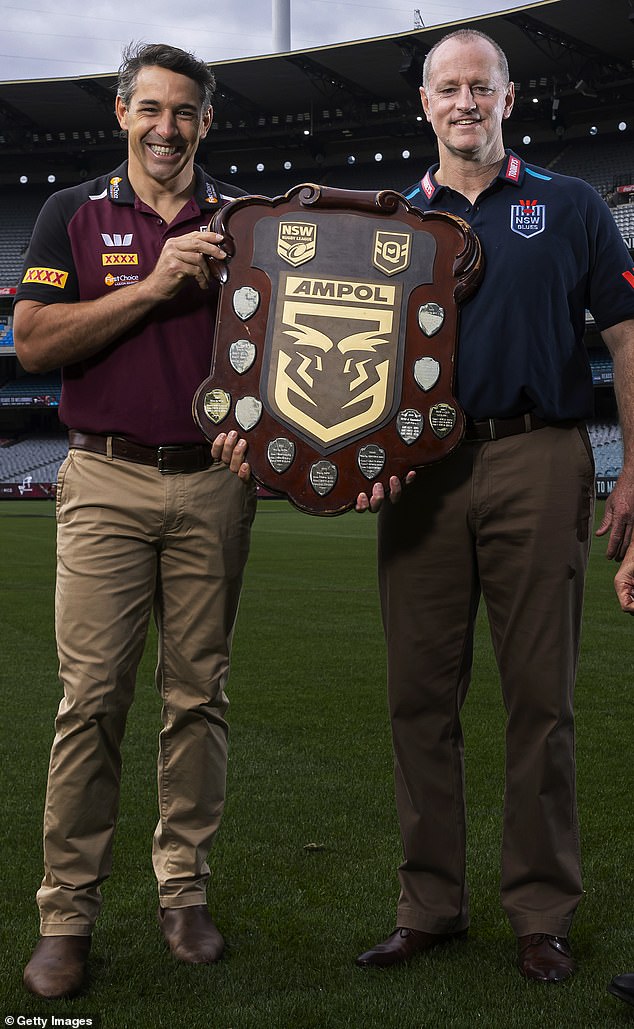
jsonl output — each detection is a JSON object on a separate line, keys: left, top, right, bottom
{"left": 157, "top": 445, "right": 182, "bottom": 474}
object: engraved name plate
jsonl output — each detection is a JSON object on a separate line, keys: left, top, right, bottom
{"left": 357, "top": 443, "right": 386, "bottom": 480}
{"left": 267, "top": 437, "right": 296, "bottom": 473}
{"left": 229, "top": 339, "right": 257, "bottom": 374}
{"left": 310, "top": 460, "right": 338, "bottom": 496}
{"left": 203, "top": 388, "right": 231, "bottom": 424}
{"left": 413, "top": 356, "right": 441, "bottom": 392}
{"left": 429, "top": 402, "right": 457, "bottom": 439}
{"left": 232, "top": 286, "right": 260, "bottom": 321}
{"left": 396, "top": 409, "right": 424, "bottom": 444}
{"left": 418, "top": 302, "right": 445, "bottom": 337}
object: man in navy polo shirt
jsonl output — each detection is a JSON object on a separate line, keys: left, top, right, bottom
{"left": 14, "top": 42, "right": 256, "bottom": 999}
{"left": 350, "top": 29, "right": 634, "bottom": 980}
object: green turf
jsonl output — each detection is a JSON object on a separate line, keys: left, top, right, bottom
{"left": 1, "top": 498, "right": 634, "bottom": 1027}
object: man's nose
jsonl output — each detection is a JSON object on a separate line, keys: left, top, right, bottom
{"left": 156, "top": 110, "right": 179, "bottom": 138}
{"left": 456, "top": 85, "right": 477, "bottom": 109}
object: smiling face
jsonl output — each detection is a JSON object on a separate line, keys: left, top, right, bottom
{"left": 420, "top": 35, "right": 514, "bottom": 165}
{"left": 115, "top": 64, "right": 212, "bottom": 195}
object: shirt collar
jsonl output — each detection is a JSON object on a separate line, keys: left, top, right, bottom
{"left": 106, "top": 160, "right": 221, "bottom": 213}
{"left": 420, "top": 149, "right": 526, "bottom": 202}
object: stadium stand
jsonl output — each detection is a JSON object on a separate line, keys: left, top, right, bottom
{"left": 0, "top": 433, "right": 67, "bottom": 484}
{"left": 0, "top": 187, "right": 57, "bottom": 289}
{"left": 0, "top": 1, "right": 632, "bottom": 495}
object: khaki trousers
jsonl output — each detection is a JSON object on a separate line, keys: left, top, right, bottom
{"left": 377, "top": 425, "right": 594, "bottom": 937}
{"left": 37, "top": 448, "right": 256, "bottom": 935}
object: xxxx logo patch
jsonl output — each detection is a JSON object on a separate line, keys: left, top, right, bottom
{"left": 101, "top": 253, "right": 139, "bottom": 266}
{"left": 22, "top": 267, "right": 68, "bottom": 288}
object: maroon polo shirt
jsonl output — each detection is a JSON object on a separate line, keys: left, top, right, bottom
{"left": 16, "top": 162, "right": 245, "bottom": 445}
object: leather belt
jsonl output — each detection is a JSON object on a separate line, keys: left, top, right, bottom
{"left": 68, "top": 430, "right": 213, "bottom": 474}
{"left": 464, "top": 413, "right": 550, "bottom": 442}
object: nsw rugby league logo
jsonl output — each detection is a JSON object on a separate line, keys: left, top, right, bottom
{"left": 510, "top": 198, "right": 546, "bottom": 238}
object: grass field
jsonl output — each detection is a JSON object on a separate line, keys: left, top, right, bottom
{"left": 1, "top": 497, "right": 634, "bottom": 1028}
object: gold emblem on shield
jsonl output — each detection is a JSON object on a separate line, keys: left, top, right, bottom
{"left": 277, "top": 221, "right": 317, "bottom": 267}
{"left": 264, "top": 272, "right": 401, "bottom": 451}
{"left": 373, "top": 230, "right": 411, "bottom": 276}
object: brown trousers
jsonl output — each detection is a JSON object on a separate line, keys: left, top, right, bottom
{"left": 37, "top": 448, "right": 256, "bottom": 935}
{"left": 377, "top": 425, "right": 595, "bottom": 937}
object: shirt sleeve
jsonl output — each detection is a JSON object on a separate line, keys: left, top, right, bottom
{"left": 585, "top": 188, "right": 634, "bottom": 330}
{"left": 15, "top": 190, "right": 80, "bottom": 306}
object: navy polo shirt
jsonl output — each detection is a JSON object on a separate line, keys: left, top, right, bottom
{"left": 16, "top": 161, "right": 245, "bottom": 445}
{"left": 404, "top": 150, "right": 634, "bottom": 421}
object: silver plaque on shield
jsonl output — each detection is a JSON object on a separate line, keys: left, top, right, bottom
{"left": 267, "top": 437, "right": 296, "bottom": 473}
{"left": 357, "top": 444, "right": 386, "bottom": 480}
{"left": 396, "top": 409, "right": 424, "bottom": 444}
{"left": 235, "top": 396, "right": 263, "bottom": 431}
{"left": 310, "top": 460, "right": 338, "bottom": 496}
{"left": 413, "top": 356, "right": 441, "bottom": 392}
{"left": 232, "top": 286, "right": 260, "bottom": 321}
{"left": 418, "top": 302, "right": 445, "bottom": 337}
{"left": 229, "top": 339, "right": 257, "bottom": 374}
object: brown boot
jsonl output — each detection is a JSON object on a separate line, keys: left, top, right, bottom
{"left": 23, "top": 935, "right": 91, "bottom": 999}
{"left": 158, "top": 905, "right": 224, "bottom": 964}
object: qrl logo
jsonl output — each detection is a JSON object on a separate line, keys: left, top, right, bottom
{"left": 373, "top": 231, "right": 411, "bottom": 276}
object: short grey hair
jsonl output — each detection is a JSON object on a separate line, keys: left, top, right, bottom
{"left": 117, "top": 42, "right": 216, "bottom": 112}
{"left": 422, "top": 29, "right": 510, "bottom": 91}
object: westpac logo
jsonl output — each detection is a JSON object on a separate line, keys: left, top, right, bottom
{"left": 510, "top": 199, "right": 546, "bottom": 238}
{"left": 101, "top": 232, "right": 133, "bottom": 247}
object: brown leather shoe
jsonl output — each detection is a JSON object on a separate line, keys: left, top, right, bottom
{"left": 23, "top": 935, "right": 91, "bottom": 999}
{"left": 517, "top": 933, "right": 575, "bottom": 982}
{"left": 158, "top": 905, "right": 224, "bottom": 964}
{"left": 356, "top": 927, "right": 467, "bottom": 968}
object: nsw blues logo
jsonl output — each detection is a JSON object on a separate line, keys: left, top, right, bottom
{"left": 510, "top": 198, "right": 546, "bottom": 238}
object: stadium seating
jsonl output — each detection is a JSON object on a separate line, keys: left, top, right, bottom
{"left": 587, "top": 422, "right": 623, "bottom": 477}
{"left": 0, "top": 134, "right": 632, "bottom": 491}
{"left": 0, "top": 434, "right": 68, "bottom": 483}
{"left": 0, "top": 374, "right": 61, "bottom": 405}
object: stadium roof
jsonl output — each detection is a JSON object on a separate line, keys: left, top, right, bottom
{"left": 0, "top": 0, "right": 632, "bottom": 181}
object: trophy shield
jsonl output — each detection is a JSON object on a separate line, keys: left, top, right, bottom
{"left": 193, "top": 183, "right": 482, "bottom": 515}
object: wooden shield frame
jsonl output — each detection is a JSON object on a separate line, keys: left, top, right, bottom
{"left": 193, "top": 183, "right": 482, "bottom": 515}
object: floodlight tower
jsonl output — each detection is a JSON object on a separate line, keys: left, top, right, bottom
{"left": 273, "top": 0, "right": 291, "bottom": 52}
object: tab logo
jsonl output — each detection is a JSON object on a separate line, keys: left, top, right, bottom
{"left": 510, "top": 198, "right": 545, "bottom": 238}
{"left": 101, "top": 233, "right": 133, "bottom": 247}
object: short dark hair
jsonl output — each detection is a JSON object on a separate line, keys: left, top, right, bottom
{"left": 422, "top": 29, "right": 510, "bottom": 90}
{"left": 117, "top": 42, "right": 216, "bottom": 112}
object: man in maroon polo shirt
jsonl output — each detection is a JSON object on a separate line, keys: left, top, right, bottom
{"left": 14, "top": 42, "right": 256, "bottom": 999}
